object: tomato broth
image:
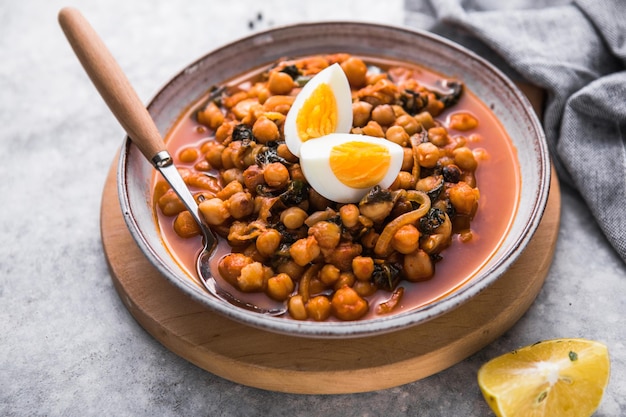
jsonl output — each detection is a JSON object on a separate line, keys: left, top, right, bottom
{"left": 152, "top": 55, "right": 520, "bottom": 320}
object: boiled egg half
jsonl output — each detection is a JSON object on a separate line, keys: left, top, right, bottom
{"left": 299, "top": 133, "right": 404, "bottom": 203}
{"left": 284, "top": 63, "right": 353, "bottom": 157}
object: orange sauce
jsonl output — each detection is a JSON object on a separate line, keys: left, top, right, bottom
{"left": 152, "top": 55, "right": 520, "bottom": 319}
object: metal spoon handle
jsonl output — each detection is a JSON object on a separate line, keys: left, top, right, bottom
{"left": 58, "top": 7, "right": 164, "bottom": 161}
{"left": 58, "top": 7, "right": 211, "bottom": 242}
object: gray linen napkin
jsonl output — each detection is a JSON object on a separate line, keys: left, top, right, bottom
{"left": 405, "top": 0, "right": 626, "bottom": 264}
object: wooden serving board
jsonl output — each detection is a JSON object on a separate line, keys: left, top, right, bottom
{"left": 100, "top": 157, "right": 560, "bottom": 394}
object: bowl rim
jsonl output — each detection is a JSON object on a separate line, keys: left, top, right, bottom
{"left": 117, "top": 21, "right": 550, "bottom": 338}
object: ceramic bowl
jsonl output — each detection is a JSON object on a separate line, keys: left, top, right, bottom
{"left": 118, "top": 22, "right": 550, "bottom": 338}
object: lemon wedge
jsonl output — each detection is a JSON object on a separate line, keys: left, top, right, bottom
{"left": 477, "top": 338, "right": 610, "bottom": 417}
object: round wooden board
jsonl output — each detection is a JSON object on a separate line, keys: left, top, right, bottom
{"left": 101, "top": 160, "right": 560, "bottom": 394}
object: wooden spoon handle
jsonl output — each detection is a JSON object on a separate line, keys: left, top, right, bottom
{"left": 58, "top": 7, "right": 165, "bottom": 161}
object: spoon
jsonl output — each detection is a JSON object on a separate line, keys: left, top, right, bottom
{"left": 58, "top": 7, "right": 286, "bottom": 316}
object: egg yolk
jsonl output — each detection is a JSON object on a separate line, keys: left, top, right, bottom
{"left": 296, "top": 83, "right": 338, "bottom": 142}
{"left": 329, "top": 141, "right": 391, "bottom": 188}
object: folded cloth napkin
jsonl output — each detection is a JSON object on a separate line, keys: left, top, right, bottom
{"left": 405, "top": 0, "right": 626, "bottom": 264}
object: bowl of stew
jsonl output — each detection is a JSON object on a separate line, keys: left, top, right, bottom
{"left": 118, "top": 22, "right": 550, "bottom": 338}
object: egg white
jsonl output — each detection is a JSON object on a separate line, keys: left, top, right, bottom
{"left": 284, "top": 63, "right": 353, "bottom": 157}
{"left": 299, "top": 133, "right": 404, "bottom": 203}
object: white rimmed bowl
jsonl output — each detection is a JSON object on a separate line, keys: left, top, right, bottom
{"left": 118, "top": 22, "right": 550, "bottom": 338}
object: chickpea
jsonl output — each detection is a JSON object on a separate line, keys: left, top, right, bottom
{"left": 421, "top": 215, "right": 452, "bottom": 254}
{"left": 203, "top": 142, "right": 225, "bottom": 169}
{"left": 256, "top": 229, "right": 282, "bottom": 258}
{"left": 331, "top": 286, "right": 369, "bottom": 321}
{"left": 197, "top": 101, "right": 224, "bottom": 130}
{"left": 173, "top": 211, "right": 201, "bottom": 238}
{"left": 438, "top": 155, "right": 455, "bottom": 167}
{"left": 252, "top": 116, "right": 280, "bottom": 143}
{"left": 266, "top": 273, "right": 294, "bottom": 301}
{"left": 227, "top": 192, "right": 254, "bottom": 219}
{"left": 448, "top": 112, "right": 478, "bottom": 131}
{"left": 178, "top": 147, "right": 199, "bottom": 163}
{"left": 371, "top": 104, "right": 396, "bottom": 126}
{"left": 449, "top": 182, "right": 480, "bottom": 216}
{"left": 402, "top": 249, "right": 434, "bottom": 282}
{"left": 304, "top": 209, "right": 335, "bottom": 227}
{"left": 263, "top": 162, "right": 290, "bottom": 188}
{"left": 268, "top": 71, "right": 294, "bottom": 95}
{"left": 263, "top": 95, "right": 295, "bottom": 114}
{"left": 194, "top": 160, "right": 211, "bottom": 171}
{"left": 415, "top": 175, "right": 441, "bottom": 194}
{"left": 288, "top": 295, "right": 308, "bottom": 320}
{"left": 361, "top": 120, "right": 385, "bottom": 138}
{"left": 218, "top": 253, "right": 253, "bottom": 287}
{"left": 339, "top": 204, "right": 360, "bottom": 228}
{"left": 390, "top": 171, "right": 415, "bottom": 190}
{"left": 365, "top": 72, "right": 388, "bottom": 85}
{"left": 453, "top": 147, "right": 478, "bottom": 172}
{"left": 157, "top": 189, "right": 186, "bottom": 216}
{"left": 242, "top": 165, "right": 265, "bottom": 191}
{"left": 289, "top": 236, "right": 321, "bottom": 266}
{"left": 280, "top": 207, "right": 308, "bottom": 229}
{"left": 305, "top": 277, "right": 325, "bottom": 297}
{"left": 319, "top": 264, "right": 341, "bottom": 286}
{"left": 198, "top": 197, "right": 231, "bottom": 225}
{"left": 217, "top": 181, "right": 244, "bottom": 200}
{"left": 194, "top": 191, "right": 215, "bottom": 205}
{"left": 306, "top": 296, "right": 332, "bottom": 321}
{"left": 231, "top": 98, "right": 259, "bottom": 121}
{"left": 426, "top": 94, "right": 445, "bottom": 116}
{"left": 288, "top": 163, "right": 306, "bottom": 183}
{"left": 334, "top": 272, "right": 356, "bottom": 291}
{"left": 153, "top": 180, "right": 170, "bottom": 203}
{"left": 352, "top": 256, "right": 374, "bottom": 281}
{"left": 308, "top": 221, "right": 341, "bottom": 249}
{"left": 395, "top": 114, "right": 419, "bottom": 135}
{"left": 463, "top": 171, "right": 477, "bottom": 188}
{"left": 340, "top": 56, "right": 367, "bottom": 88}
{"left": 276, "top": 260, "right": 305, "bottom": 281}
{"left": 236, "top": 261, "right": 266, "bottom": 292}
{"left": 241, "top": 242, "right": 265, "bottom": 263}
{"left": 391, "top": 104, "right": 408, "bottom": 117}
{"left": 215, "top": 121, "right": 234, "bottom": 143}
{"left": 414, "top": 111, "right": 436, "bottom": 130}
{"left": 401, "top": 147, "right": 414, "bottom": 171}
{"left": 222, "top": 91, "right": 248, "bottom": 109}
{"left": 391, "top": 224, "right": 420, "bottom": 254}
{"left": 226, "top": 141, "right": 250, "bottom": 170}
{"left": 352, "top": 101, "right": 373, "bottom": 127}
{"left": 224, "top": 168, "right": 245, "bottom": 186}
{"left": 352, "top": 280, "right": 377, "bottom": 297}
{"left": 385, "top": 125, "right": 410, "bottom": 146}
{"left": 417, "top": 142, "right": 440, "bottom": 168}
{"left": 428, "top": 126, "right": 449, "bottom": 147}
{"left": 360, "top": 229, "right": 379, "bottom": 250}
{"left": 185, "top": 172, "right": 221, "bottom": 193}
{"left": 277, "top": 143, "right": 299, "bottom": 163}
{"left": 220, "top": 146, "right": 236, "bottom": 170}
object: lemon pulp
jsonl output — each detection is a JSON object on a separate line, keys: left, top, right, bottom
{"left": 477, "top": 338, "right": 610, "bottom": 417}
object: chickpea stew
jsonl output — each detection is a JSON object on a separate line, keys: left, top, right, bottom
{"left": 152, "top": 53, "right": 520, "bottom": 322}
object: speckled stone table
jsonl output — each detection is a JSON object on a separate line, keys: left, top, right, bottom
{"left": 1, "top": 1, "right": 624, "bottom": 416}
